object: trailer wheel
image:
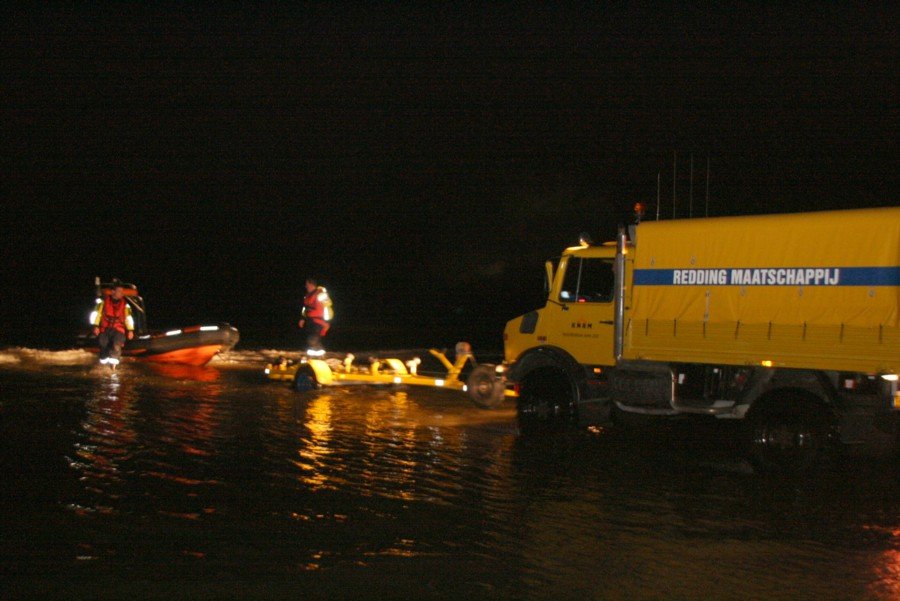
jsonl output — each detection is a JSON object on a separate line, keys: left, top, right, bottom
{"left": 466, "top": 365, "right": 505, "bottom": 409}
{"left": 746, "top": 394, "right": 831, "bottom": 475}
{"left": 293, "top": 364, "right": 320, "bottom": 391}
{"left": 517, "top": 366, "right": 577, "bottom": 431}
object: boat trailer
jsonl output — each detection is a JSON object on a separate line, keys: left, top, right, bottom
{"left": 265, "top": 343, "right": 513, "bottom": 408}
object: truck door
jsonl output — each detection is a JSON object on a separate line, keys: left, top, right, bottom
{"left": 545, "top": 255, "right": 617, "bottom": 366}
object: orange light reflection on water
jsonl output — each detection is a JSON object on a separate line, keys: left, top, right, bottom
{"left": 295, "top": 393, "right": 335, "bottom": 491}
{"left": 362, "top": 391, "right": 419, "bottom": 502}
{"left": 146, "top": 363, "right": 222, "bottom": 382}
{"left": 75, "top": 374, "right": 139, "bottom": 486}
{"left": 290, "top": 389, "right": 484, "bottom": 504}
{"left": 869, "top": 539, "right": 900, "bottom": 599}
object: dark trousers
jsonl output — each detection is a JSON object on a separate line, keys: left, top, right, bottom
{"left": 98, "top": 329, "right": 126, "bottom": 360}
{"left": 303, "top": 321, "right": 325, "bottom": 353}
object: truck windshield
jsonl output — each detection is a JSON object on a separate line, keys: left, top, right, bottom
{"left": 559, "top": 258, "right": 614, "bottom": 303}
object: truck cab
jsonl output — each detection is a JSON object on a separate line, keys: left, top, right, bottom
{"left": 504, "top": 240, "right": 625, "bottom": 427}
{"left": 506, "top": 242, "right": 620, "bottom": 368}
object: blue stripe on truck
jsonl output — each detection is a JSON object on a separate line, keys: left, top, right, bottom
{"left": 633, "top": 266, "right": 900, "bottom": 286}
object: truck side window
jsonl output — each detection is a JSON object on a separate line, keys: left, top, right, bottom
{"left": 559, "top": 258, "right": 614, "bottom": 303}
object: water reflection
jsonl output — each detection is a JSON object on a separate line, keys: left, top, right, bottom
{"left": 285, "top": 388, "right": 515, "bottom": 505}
{"left": 69, "top": 372, "right": 139, "bottom": 513}
{"left": 145, "top": 363, "right": 221, "bottom": 382}
{"left": 68, "top": 366, "right": 230, "bottom": 522}
{"left": 0, "top": 355, "right": 895, "bottom": 599}
{"left": 294, "top": 391, "right": 335, "bottom": 491}
{"left": 359, "top": 390, "right": 424, "bottom": 503}
{"left": 501, "top": 429, "right": 900, "bottom": 599}
{"left": 151, "top": 383, "right": 223, "bottom": 457}
{"left": 872, "top": 548, "right": 900, "bottom": 599}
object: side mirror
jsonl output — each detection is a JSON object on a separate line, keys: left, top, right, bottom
{"left": 544, "top": 260, "right": 554, "bottom": 295}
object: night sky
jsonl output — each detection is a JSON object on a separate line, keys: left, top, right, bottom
{"left": 2, "top": 5, "right": 896, "bottom": 350}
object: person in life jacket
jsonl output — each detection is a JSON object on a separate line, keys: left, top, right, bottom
{"left": 90, "top": 281, "right": 135, "bottom": 366}
{"left": 298, "top": 277, "right": 333, "bottom": 357}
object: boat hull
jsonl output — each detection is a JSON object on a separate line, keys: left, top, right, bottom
{"left": 78, "top": 323, "right": 239, "bottom": 366}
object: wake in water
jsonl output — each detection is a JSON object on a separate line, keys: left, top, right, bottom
{"left": 0, "top": 347, "right": 98, "bottom": 366}
{"left": 0, "top": 345, "right": 473, "bottom": 373}
{"left": 0, "top": 346, "right": 280, "bottom": 376}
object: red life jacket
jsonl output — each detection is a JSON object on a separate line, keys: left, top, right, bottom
{"left": 100, "top": 297, "right": 129, "bottom": 333}
{"left": 303, "top": 289, "right": 327, "bottom": 325}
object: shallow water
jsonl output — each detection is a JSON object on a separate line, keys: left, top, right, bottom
{"left": 1, "top": 347, "right": 897, "bottom": 599}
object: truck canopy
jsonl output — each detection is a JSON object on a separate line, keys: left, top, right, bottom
{"left": 626, "top": 207, "right": 899, "bottom": 372}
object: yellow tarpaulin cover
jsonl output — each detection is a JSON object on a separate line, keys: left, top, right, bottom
{"left": 630, "top": 207, "right": 899, "bottom": 328}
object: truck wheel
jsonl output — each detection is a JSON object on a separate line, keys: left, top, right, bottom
{"left": 747, "top": 395, "right": 830, "bottom": 476}
{"left": 293, "top": 364, "right": 320, "bottom": 391}
{"left": 466, "top": 365, "right": 506, "bottom": 409}
{"left": 517, "top": 366, "right": 577, "bottom": 431}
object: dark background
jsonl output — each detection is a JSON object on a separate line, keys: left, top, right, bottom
{"left": 1, "top": 5, "right": 896, "bottom": 350}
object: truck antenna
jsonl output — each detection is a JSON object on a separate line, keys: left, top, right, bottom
{"left": 689, "top": 153, "right": 694, "bottom": 218}
{"left": 672, "top": 151, "right": 677, "bottom": 219}
{"left": 705, "top": 153, "right": 710, "bottom": 217}
{"left": 656, "top": 171, "right": 661, "bottom": 221}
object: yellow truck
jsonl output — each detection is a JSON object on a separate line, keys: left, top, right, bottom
{"left": 488, "top": 206, "right": 899, "bottom": 472}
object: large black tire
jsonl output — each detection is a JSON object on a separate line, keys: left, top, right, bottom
{"left": 466, "top": 365, "right": 506, "bottom": 409}
{"left": 746, "top": 394, "right": 832, "bottom": 476}
{"left": 292, "top": 364, "right": 320, "bottom": 391}
{"left": 517, "top": 365, "right": 578, "bottom": 432}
